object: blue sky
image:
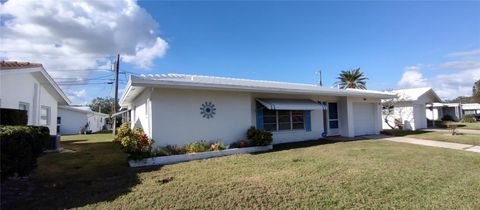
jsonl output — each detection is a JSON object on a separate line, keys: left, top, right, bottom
{"left": 1, "top": 1, "right": 479, "bottom": 104}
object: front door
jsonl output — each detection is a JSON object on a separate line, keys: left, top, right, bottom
{"left": 328, "top": 103, "right": 339, "bottom": 136}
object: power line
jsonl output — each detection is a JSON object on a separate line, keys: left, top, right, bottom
{"left": 49, "top": 69, "right": 113, "bottom": 72}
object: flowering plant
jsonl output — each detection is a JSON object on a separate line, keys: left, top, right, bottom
{"left": 114, "top": 122, "right": 154, "bottom": 159}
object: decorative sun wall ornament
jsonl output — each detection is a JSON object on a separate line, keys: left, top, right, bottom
{"left": 200, "top": 101, "right": 216, "bottom": 119}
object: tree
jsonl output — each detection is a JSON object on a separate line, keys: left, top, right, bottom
{"left": 89, "top": 97, "right": 118, "bottom": 115}
{"left": 447, "top": 80, "right": 480, "bottom": 103}
{"left": 473, "top": 80, "right": 480, "bottom": 97}
{"left": 335, "top": 68, "right": 368, "bottom": 89}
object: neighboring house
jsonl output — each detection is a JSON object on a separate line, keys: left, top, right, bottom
{"left": 461, "top": 103, "right": 480, "bottom": 116}
{"left": 0, "top": 61, "right": 71, "bottom": 135}
{"left": 382, "top": 87, "right": 441, "bottom": 131}
{"left": 426, "top": 103, "right": 462, "bottom": 121}
{"left": 58, "top": 106, "right": 108, "bottom": 135}
{"left": 119, "top": 73, "right": 394, "bottom": 147}
{"left": 426, "top": 102, "right": 480, "bottom": 121}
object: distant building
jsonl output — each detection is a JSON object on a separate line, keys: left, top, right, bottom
{"left": 427, "top": 103, "right": 480, "bottom": 121}
{"left": 58, "top": 106, "right": 108, "bottom": 135}
{"left": 382, "top": 87, "right": 441, "bottom": 130}
{"left": 0, "top": 61, "right": 71, "bottom": 135}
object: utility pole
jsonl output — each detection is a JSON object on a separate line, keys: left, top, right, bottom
{"left": 113, "top": 54, "right": 120, "bottom": 134}
{"left": 315, "top": 70, "right": 323, "bottom": 86}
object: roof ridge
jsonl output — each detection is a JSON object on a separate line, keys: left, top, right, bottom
{"left": 139, "top": 73, "right": 328, "bottom": 88}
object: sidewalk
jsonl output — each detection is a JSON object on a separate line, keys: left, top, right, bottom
{"left": 383, "top": 136, "right": 480, "bottom": 153}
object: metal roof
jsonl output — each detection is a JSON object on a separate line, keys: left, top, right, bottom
{"left": 120, "top": 73, "right": 395, "bottom": 106}
{"left": 385, "top": 87, "right": 441, "bottom": 102}
{"left": 59, "top": 105, "right": 108, "bottom": 116}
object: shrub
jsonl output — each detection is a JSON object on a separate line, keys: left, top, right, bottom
{"left": 461, "top": 115, "right": 476, "bottom": 123}
{"left": 0, "top": 108, "right": 28, "bottom": 126}
{"left": 114, "top": 121, "right": 132, "bottom": 143}
{"left": 165, "top": 145, "right": 186, "bottom": 155}
{"left": 185, "top": 140, "right": 210, "bottom": 153}
{"left": 0, "top": 125, "right": 49, "bottom": 179}
{"left": 210, "top": 141, "right": 228, "bottom": 151}
{"left": 247, "top": 127, "right": 273, "bottom": 146}
{"left": 442, "top": 115, "right": 454, "bottom": 122}
{"left": 114, "top": 122, "right": 154, "bottom": 159}
{"left": 247, "top": 126, "right": 257, "bottom": 140}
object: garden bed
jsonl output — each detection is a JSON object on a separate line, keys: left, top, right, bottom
{"left": 128, "top": 144, "right": 273, "bottom": 167}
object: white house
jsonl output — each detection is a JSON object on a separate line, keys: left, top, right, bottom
{"left": 119, "top": 73, "right": 395, "bottom": 147}
{"left": 382, "top": 87, "right": 441, "bottom": 131}
{"left": 426, "top": 103, "right": 462, "bottom": 121}
{"left": 0, "top": 61, "right": 71, "bottom": 135}
{"left": 58, "top": 106, "right": 108, "bottom": 135}
{"left": 462, "top": 103, "right": 480, "bottom": 116}
{"left": 426, "top": 102, "right": 480, "bottom": 121}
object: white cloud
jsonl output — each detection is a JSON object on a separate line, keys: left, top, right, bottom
{"left": 123, "top": 37, "right": 168, "bottom": 69}
{"left": 397, "top": 49, "right": 480, "bottom": 99}
{"left": 0, "top": 0, "right": 168, "bottom": 80}
{"left": 398, "top": 65, "right": 428, "bottom": 88}
{"left": 448, "top": 49, "right": 480, "bottom": 58}
{"left": 67, "top": 89, "right": 87, "bottom": 102}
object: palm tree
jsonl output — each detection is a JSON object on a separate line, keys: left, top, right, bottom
{"left": 335, "top": 68, "right": 368, "bottom": 89}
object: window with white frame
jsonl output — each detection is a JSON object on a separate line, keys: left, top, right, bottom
{"left": 263, "top": 110, "right": 304, "bottom": 131}
{"left": 19, "top": 102, "right": 29, "bottom": 111}
{"left": 40, "top": 106, "right": 51, "bottom": 125}
{"left": 18, "top": 102, "right": 30, "bottom": 120}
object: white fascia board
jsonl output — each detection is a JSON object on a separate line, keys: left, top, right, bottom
{"left": 130, "top": 77, "right": 396, "bottom": 99}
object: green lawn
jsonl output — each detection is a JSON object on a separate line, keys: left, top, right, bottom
{"left": 457, "top": 122, "right": 480, "bottom": 130}
{"left": 382, "top": 129, "right": 480, "bottom": 146}
{"left": 430, "top": 121, "right": 480, "bottom": 130}
{"left": 6, "top": 134, "right": 480, "bottom": 209}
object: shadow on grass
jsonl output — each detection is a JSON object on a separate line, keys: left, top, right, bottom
{"left": 270, "top": 136, "right": 384, "bottom": 153}
{"left": 1, "top": 140, "right": 158, "bottom": 210}
{"left": 381, "top": 130, "right": 432, "bottom": 137}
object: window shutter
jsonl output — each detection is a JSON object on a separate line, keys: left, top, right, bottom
{"left": 304, "top": 110, "right": 311, "bottom": 132}
{"left": 256, "top": 102, "right": 264, "bottom": 129}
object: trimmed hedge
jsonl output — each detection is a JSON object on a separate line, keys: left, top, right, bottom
{"left": 0, "top": 108, "right": 28, "bottom": 126}
{"left": 1, "top": 125, "right": 49, "bottom": 180}
{"left": 247, "top": 126, "right": 273, "bottom": 146}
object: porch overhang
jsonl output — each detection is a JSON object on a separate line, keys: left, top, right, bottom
{"left": 256, "top": 99, "right": 326, "bottom": 110}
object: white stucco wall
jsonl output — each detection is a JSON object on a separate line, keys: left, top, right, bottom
{"left": 148, "top": 88, "right": 252, "bottom": 147}
{"left": 58, "top": 108, "right": 88, "bottom": 135}
{"left": 413, "top": 104, "right": 427, "bottom": 129}
{"left": 58, "top": 108, "right": 107, "bottom": 135}
{"left": 130, "top": 89, "right": 152, "bottom": 137}
{"left": 382, "top": 102, "right": 427, "bottom": 131}
{"left": 87, "top": 113, "right": 107, "bottom": 133}
{"left": 426, "top": 107, "right": 441, "bottom": 120}
{"left": 0, "top": 71, "right": 58, "bottom": 134}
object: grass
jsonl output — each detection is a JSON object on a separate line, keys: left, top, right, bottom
{"left": 5, "top": 134, "right": 480, "bottom": 209}
{"left": 429, "top": 121, "right": 480, "bottom": 130}
{"left": 382, "top": 129, "right": 480, "bottom": 146}
{"left": 457, "top": 122, "right": 480, "bottom": 130}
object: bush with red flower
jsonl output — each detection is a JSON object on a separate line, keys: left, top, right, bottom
{"left": 114, "top": 122, "right": 154, "bottom": 159}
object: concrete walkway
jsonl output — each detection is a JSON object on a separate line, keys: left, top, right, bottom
{"left": 383, "top": 136, "right": 480, "bottom": 153}
{"left": 422, "top": 128, "right": 480, "bottom": 135}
